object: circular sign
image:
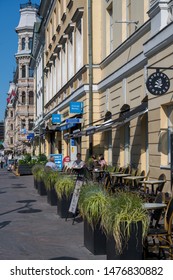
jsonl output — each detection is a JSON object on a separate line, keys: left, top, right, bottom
{"left": 146, "top": 71, "right": 170, "bottom": 95}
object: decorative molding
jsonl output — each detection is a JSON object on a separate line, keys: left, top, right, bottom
{"left": 71, "top": 8, "right": 84, "bottom": 23}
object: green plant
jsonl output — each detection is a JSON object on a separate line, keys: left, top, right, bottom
{"left": 31, "top": 164, "right": 44, "bottom": 177}
{"left": 43, "top": 169, "right": 59, "bottom": 191}
{"left": 101, "top": 191, "right": 149, "bottom": 255}
{"left": 54, "top": 175, "right": 75, "bottom": 199}
{"left": 106, "top": 165, "right": 115, "bottom": 172}
{"left": 78, "top": 183, "right": 108, "bottom": 228}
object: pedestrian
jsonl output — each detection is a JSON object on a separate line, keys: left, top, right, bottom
{"left": 45, "top": 156, "right": 58, "bottom": 171}
{"left": 98, "top": 154, "right": 107, "bottom": 170}
{"left": 0, "top": 155, "right": 5, "bottom": 169}
{"left": 72, "top": 153, "right": 85, "bottom": 168}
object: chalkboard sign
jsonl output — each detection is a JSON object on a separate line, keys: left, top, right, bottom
{"left": 68, "top": 178, "right": 83, "bottom": 214}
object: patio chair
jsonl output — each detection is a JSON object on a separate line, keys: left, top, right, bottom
{"left": 145, "top": 197, "right": 173, "bottom": 259}
{"left": 147, "top": 173, "right": 166, "bottom": 203}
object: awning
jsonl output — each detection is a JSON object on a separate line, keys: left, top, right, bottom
{"left": 95, "top": 102, "right": 148, "bottom": 132}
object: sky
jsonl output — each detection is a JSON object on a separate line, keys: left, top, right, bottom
{"left": 0, "top": 0, "right": 40, "bottom": 121}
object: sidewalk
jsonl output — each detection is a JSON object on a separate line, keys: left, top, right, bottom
{"left": 0, "top": 169, "right": 106, "bottom": 260}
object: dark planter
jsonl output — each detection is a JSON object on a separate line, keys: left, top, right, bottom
{"left": 106, "top": 221, "right": 143, "bottom": 260}
{"left": 18, "top": 164, "right": 33, "bottom": 175}
{"left": 57, "top": 195, "right": 73, "bottom": 218}
{"left": 84, "top": 219, "right": 106, "bottom": 255}
{"left": 47, "top": 188, "right": 57, "bottom": 206}
{"left": 34, "top": 178, "right": 38, "bottom": 189}
{"left": 37, "top": 180, "right": 47, "bottom": 196}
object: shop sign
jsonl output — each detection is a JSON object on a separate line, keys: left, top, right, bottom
{"left": 50, "top": 153, "right": 63, "bottom": 170}
{"left": 52, "top": 114, "right": 61, "bottom": 124}
{"left": 70, "top": 102, "right": 83, "bottom": 114}
{"left": 66, "top": 118, "right": 83, "bottom": 124}
{"left": 146, "top": 71, "right": 170, "bottom": 95}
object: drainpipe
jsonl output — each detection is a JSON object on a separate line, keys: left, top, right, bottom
{"left": 88, "top": 0, "right": 93, "bottom": 156}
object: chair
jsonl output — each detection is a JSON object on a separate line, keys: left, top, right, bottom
{"left": 145, "top": 197, "right": 173, "bottom": 259}
{"left": 147, "top": 173, "right": 166, "bottom": 203}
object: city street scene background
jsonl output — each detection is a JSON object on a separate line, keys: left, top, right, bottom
{"left": 0, "top": 0, "right": 173, "bottom": 261}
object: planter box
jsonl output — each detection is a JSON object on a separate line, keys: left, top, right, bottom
{"left": 37, "top": 180, "right": 47, "bottom": 196}
{"left": 18, "top": 164, "right": 33, "bottom": 175}
{"left": 34, "top": 178, "right": 38, "bottom": 189}
{"left": 57, "top": 195, "right": 73, "bottom": 218}
{"left": 106, "top": 221, "right": 143, "bottom": 260}
{"left": 84, "top": 219, "right": 106, "bottom": 255}
{"left": 47, "top": 188, "right": 57, "bottom": 206}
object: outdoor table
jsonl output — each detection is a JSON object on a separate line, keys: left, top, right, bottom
{"left": 123, "top": 175, "right": 146, "bottom": 187}
{"left": 92, "top": 169, "right": 105, "bottom": 183}
{"left": 139, "top": 180, "right": 166, "bottom": 194}
{"left": 112, "top": 173, "right": 131, "bottom": 184}
{"left": 143, "top": 202, "right": 167, "bottom": 210}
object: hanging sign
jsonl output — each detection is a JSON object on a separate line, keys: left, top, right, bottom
{"left": 146, "top": 71, "right": 170, "bottom": 95}
{"left": 52, "top": 114, "right": 61, "bottom": 124}
{"left": 70, "top": 102, "right": 83, "bottom": 114}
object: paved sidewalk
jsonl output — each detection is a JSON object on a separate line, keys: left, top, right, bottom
{"left": 0, "top": 169, "right": 106, "bottom": 260}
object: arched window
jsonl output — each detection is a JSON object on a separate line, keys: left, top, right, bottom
{"left": 21, "top": 91, "right": 26, "bottom": 104}
{"left": 22, "top": 65, "right": 26, "bottom": 78}
{"left": 29, "top": 37, "right": 33, "bottom": 50}
{"left": 22, "top": 38, "right": 25, "bottom": 50}
{"left": 29, "top": 91, "right": 34, "bottom": 105}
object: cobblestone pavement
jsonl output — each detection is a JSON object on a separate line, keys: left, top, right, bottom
{"left": 0, "top": 169, "right": 106, "bottom": 260}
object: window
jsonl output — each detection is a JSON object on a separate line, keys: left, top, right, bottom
{"left": 22, "top": 38, "right": 25, "bottom": 50}
{"left": 28, "top": 119, "right": 34, "bottom": 131}
{"left": 10, "top": 124, "right": 13, "bottom": 130}
{"left": 10, "top": 137, "right": 13, "bottom": 145}
{"left": 29, "top": 91, "right": 34, "bottom": 105}
{"left": 29, "top": 68, "right": 34, "bottom": 77}
{"left": 10, "top": 111, "right": 13, "bottom": 118}
{"left": 29, "top": 37, "right": 33, "bottom": 50}
{"left": 21, "top": 91, "right": 26, "bottom": 104}
{"left": 21, "top": 119, "right": 26, "bottom": 129}
{"left": 22, "top": 65, "right": 26, "bottom": 78}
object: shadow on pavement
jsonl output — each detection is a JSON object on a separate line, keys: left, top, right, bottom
{"left": 0, "top": 220, "right": 11, "bottom": 229}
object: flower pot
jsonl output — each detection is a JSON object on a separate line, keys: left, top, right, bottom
{"left": 47, "top": 188, "right": 57, "bottom": 206}
{"left": 106, "top": 221, "right": 143, "bottom": 260}
{"left": 37, "top": 180, "right": 47, "bottom": 196}
{"left": 18, "top": 164, "right": 33, "bottom": 175}
{"left": 57, "top": 195, "right": 73, "bottom": 218}
{"left": 34, "top": 178, "right": 38, "bottom": 189}
{"left": 84, "top": 219, "right": 106, "bottom": 255}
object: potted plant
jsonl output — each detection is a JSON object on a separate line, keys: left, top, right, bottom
{"left": 54, "top": 175, "right": 75, "bottom": 218}
{"left": 101, "top": 191, "right": 149, "bottom": 260}
{"left": 35, "top": 166, "right": 47, "bottom": 196}
{"left": 31, "top": 163, "right": 44, "bottom": 189}
{"left": 43, "top": 169, "right": 59, "bottom": 206}
{"left": 78, "top": 183, "right": 107, "bottom": 255}
{"left": 18, "top": 154, "right": 34, "bottom": 175}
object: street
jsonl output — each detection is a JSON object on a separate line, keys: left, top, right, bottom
{"left": 0, "top": 169, "right": 106, "bottom": 260}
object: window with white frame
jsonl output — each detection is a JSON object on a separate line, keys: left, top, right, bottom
{"left": 76, "top": 18, "right": 83, "bottom": 72}
{"left": 68, "top": 32, "right": 74, "bottom": 79}
{"left": 61, "top": 43, "right": 67, "bottom": 86}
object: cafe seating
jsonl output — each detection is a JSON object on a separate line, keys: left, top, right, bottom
{"left": 145, "top": 197, "right": 173, "bottom": 259}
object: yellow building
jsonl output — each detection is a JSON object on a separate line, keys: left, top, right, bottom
{"left": 34, "top": 0, "right": 173, "bottom": 193}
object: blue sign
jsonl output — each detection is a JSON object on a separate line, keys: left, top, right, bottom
{"left": 27, "top": 133, "right": 34, "bottom": 140}
{"left": 52, "top": 114, "right": 61, "bottom": 124}
{"left": 66, "top": 118, "right": 82, "bottom": 123}
{"left": 59, "top": 123, "right": 76, "bottom": 131}
{"left": 70, "top": 102, "right": 83, "bottom": 114}
{"left": 50, "top": 154, "right": 63, "bottom": 170}
{"left": 70, "top": 139, "right": 75, "bottom": 146}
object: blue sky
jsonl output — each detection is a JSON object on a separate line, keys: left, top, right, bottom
{"left": 0, "top": 0, "right": 40, "bottom": 121}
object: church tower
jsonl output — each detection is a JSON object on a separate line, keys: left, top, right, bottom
{"left": 14, "top": 1, "right": 39, "bottom": 154}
